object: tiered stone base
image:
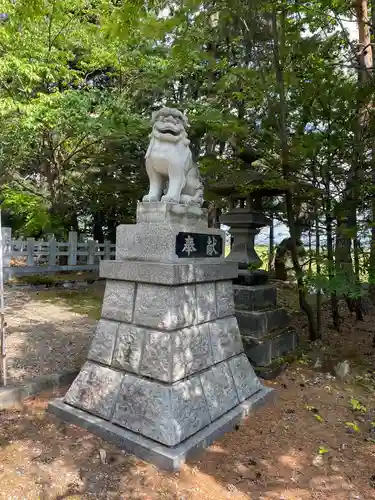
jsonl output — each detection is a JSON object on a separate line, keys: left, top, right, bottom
{"left": 49, "top": 386, "right": 273, "bottom": 470}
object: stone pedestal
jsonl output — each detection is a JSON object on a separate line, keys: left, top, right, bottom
{"left": 234, "top": 283, "right": 299, "bottom": 368}
{"left": 48, "top": 202, "right": 273, "bottom": 470}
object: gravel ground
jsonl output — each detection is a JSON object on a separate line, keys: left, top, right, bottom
{"left": 2, "top": 287, "right": 97, "bottom": 384}
{"left": 1, "top": 367, "right": 375, "bottom": 499}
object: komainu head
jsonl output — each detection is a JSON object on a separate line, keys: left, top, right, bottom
{"left": 151, "top": 107, "right": 190, "bottom": 144}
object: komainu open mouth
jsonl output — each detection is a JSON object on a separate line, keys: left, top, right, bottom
{"left": 156, "top": 121, "right": 181, "bottom": 137}
{"left": 159, "top": 129, "right": 179, "bottom": 136}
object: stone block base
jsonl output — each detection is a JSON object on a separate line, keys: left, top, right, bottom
{"left": 61, "top": 354, "right": 261, "bottom": 447}
{"left": 244, "top": 328, "right": 299, "bottom": 366}
{"left": 234, "top": 284, "right": 277, "bottom": 311}
{"left": 237, "top": 308, "right": 289, "bottom": 339}
{"left": 49, "top": 386, "right": 274, "bottom": 471}
{"left": 233, "top": 270, "right": 269, "bottom": 286}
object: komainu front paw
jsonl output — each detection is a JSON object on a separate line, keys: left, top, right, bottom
{"left": 180, "top": 194, "right": 201, "bottom": 207}
{"left": 142, "top": 195, "right": 159, "bottom": 202}
{"left": 161, "top": 195, "right": 179, "bottom": 204}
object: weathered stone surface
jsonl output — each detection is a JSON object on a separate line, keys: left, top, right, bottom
{"left": 172, "top": 325, "right": 213, "bottom": 381}
{"left": 216, "top": 281, "right": 235, "bottom": 318}
{"left": 101, "top": 280, "right": 135, "bottom": 323}
{"left": 101, "top": 260, "right": 194, "bottom": 285}
{"left": 234, "top": 284, "right": 277, "bottom": 311}
{"left": 237, "top": 308, "right": 289, "bottom": 339}
{"left": 112, "top": 374, "right": 210, "bottom": 446}
{"left": 200, "top": 362, "right": 239, "bottom": 421}
{"left": 136, "top": 201, "right": 208, "bottom": 226}
{"left": 139, "top": 330, "right": 171, "bottom": 382}
{"left": 101, "top": 260, "right": 238, "bottom": 284}
{"left": 169, "top": 377, "right": 211, "bottom": 444}
{"left": 49, "top": 385, "right": 275, "bottom": 471}
{"left": 112, "top": 324, "right": 145, "bottom": 373}
{"left": 111, "top": 324, "right": 214, "bottom": 383}
{"left": 88, "top": 319, "right": 119, "bottom": 366}
{"left": 64, "top": 362, "right": 122, "bottom": 420}
{"left": 196, "top": 282, "right": 216, "bottom": 323}
{"left": 116, "top": 223, "right": 225, "bottom": 264}
{"left": 243, "top": 337, "right": 271, "bottom": 367}
{"left": 229, "top": 354, "right": 261, "bottom": 402}
{"left": 244, "top": 328, "right": 299, "bottom": 366}
{"left": 194, "top": 261, "right": 238, "bottom": 282}
{"left": 112, "top": 376, "right": 170, "bottom": 444}
{"left": 271, "top": 327, "right": 298, "bottom": 359}
{"left": 209, "top": 317, "right": 243, "bottom": 364}
{"left": 134, "top": 283, "right": 196, "bottom": 330}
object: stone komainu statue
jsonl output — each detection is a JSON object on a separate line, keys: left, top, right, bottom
{"left": 142, "top": 107, "right": 204, "bottom": 207}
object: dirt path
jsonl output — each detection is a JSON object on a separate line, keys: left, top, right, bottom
{"left": 3, "top": 288, "right": 97, "bottom": 383}
{"left": 0, "top": 365, "right": 374, "bottom": 500}
{"left": 2, "top": 283, "right": 375, "bottom": 498}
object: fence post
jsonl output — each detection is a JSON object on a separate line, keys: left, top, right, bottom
{"left": 48, "top": 236, "right": 57, "bottom": 267}
{"left": 2, "top": 227, "right": 11, "bottom": 281}
{"left": 87, "top": 240, "right": 96, "bottom": 265}
{"left": 104, "top": 240, "right": 111, "bottom": 261}
{"left": 68, "top": 231, "right": 77, "bottom": 266}
{"left": 27, "top": 238, "right": 35, "bottom": 267}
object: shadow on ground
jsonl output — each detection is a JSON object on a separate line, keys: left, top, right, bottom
{"left": 3, "top": 285, "right": 102, "bottom": 384}
{"left": 5, "top": 316, "right": 95, "bottom": 382}
{"left": 1, "top": 365, "right": 375, "bottom": 499}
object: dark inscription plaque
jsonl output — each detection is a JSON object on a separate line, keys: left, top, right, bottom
{"left": 175, "top": 232, "right": 223, "bottom": 258}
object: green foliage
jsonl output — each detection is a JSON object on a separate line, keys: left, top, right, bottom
{"left": 350, "top": 398, "right": 367, "bottom": 413}
{"left": 0, "top": 185, "right": 51, "bottom": 237}
{"left": 345, "top": 422, "right": 360, "bottom": 433}
{"left": 318, "top": 446, "right": 329, "bottom": 455}
{"left": 0, "top": 0, "right": 371, "bottom": 320}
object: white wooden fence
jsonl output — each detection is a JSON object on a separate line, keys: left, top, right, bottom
{"left": 2, "top": 228, "right": 116, "bottom": 279}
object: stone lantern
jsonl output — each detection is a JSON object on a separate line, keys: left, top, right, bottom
{"left": 221, "top": 191, "right": 270, "bottom": 270}
{"left": 210, "top": 176, "right": 283, "bottom": 285}
{"left": 209, "top": 176, "right": 298, "bottom": 373}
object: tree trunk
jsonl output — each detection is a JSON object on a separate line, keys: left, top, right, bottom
{"left": 337, "top": 0, "right": 372, "bottom": 319}
{"left": 369, "top": 2, "right": 375, "bottom": 301}
{"left": 312, "top": 161, "right": 322, "bottom": 339}
{"left": 308, "top": 223, "right": 312, "bottom": 274}
{"left": 335, "top": 214, "right": 363, "bottom": 320}
{"left": 208, "top": 205, "right": 221, "bottom": 229}
{"left": 315, "top": 216, "right": 322, "bottom": 339}
{"left": 93, "top": 211, "right": 105, "bottom": 243}
{"left": 271, "top": 7, "right": 317, "bottom": 341}
{"left": 326, "top": 202, "right": 340, "bottom": 329}
{"left": 268, "top": 213, "right": 274, "bottom": 273}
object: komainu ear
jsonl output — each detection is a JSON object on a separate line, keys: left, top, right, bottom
{"left": 181, "top": 113, "right": 190, "bottom": 128}
{"left": 151, "top": 110, "right": 160, "bottom": 124}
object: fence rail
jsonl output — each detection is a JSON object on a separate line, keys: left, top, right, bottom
{"left": 2, "top": 229, "right": 116, "bottom": 279}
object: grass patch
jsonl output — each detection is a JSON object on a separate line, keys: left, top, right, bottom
{"left": 31, "top": 286, "right": 104, "bottom": 320}
{"left": 8, "top": 271, "right": 100, "bottom": 286}
{"left": 10, "top": 275, "right": 56, "bottom": 286}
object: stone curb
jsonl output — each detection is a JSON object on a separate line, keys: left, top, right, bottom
{"left": 0, "top": 370, "right": 78, "bottom": 410}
